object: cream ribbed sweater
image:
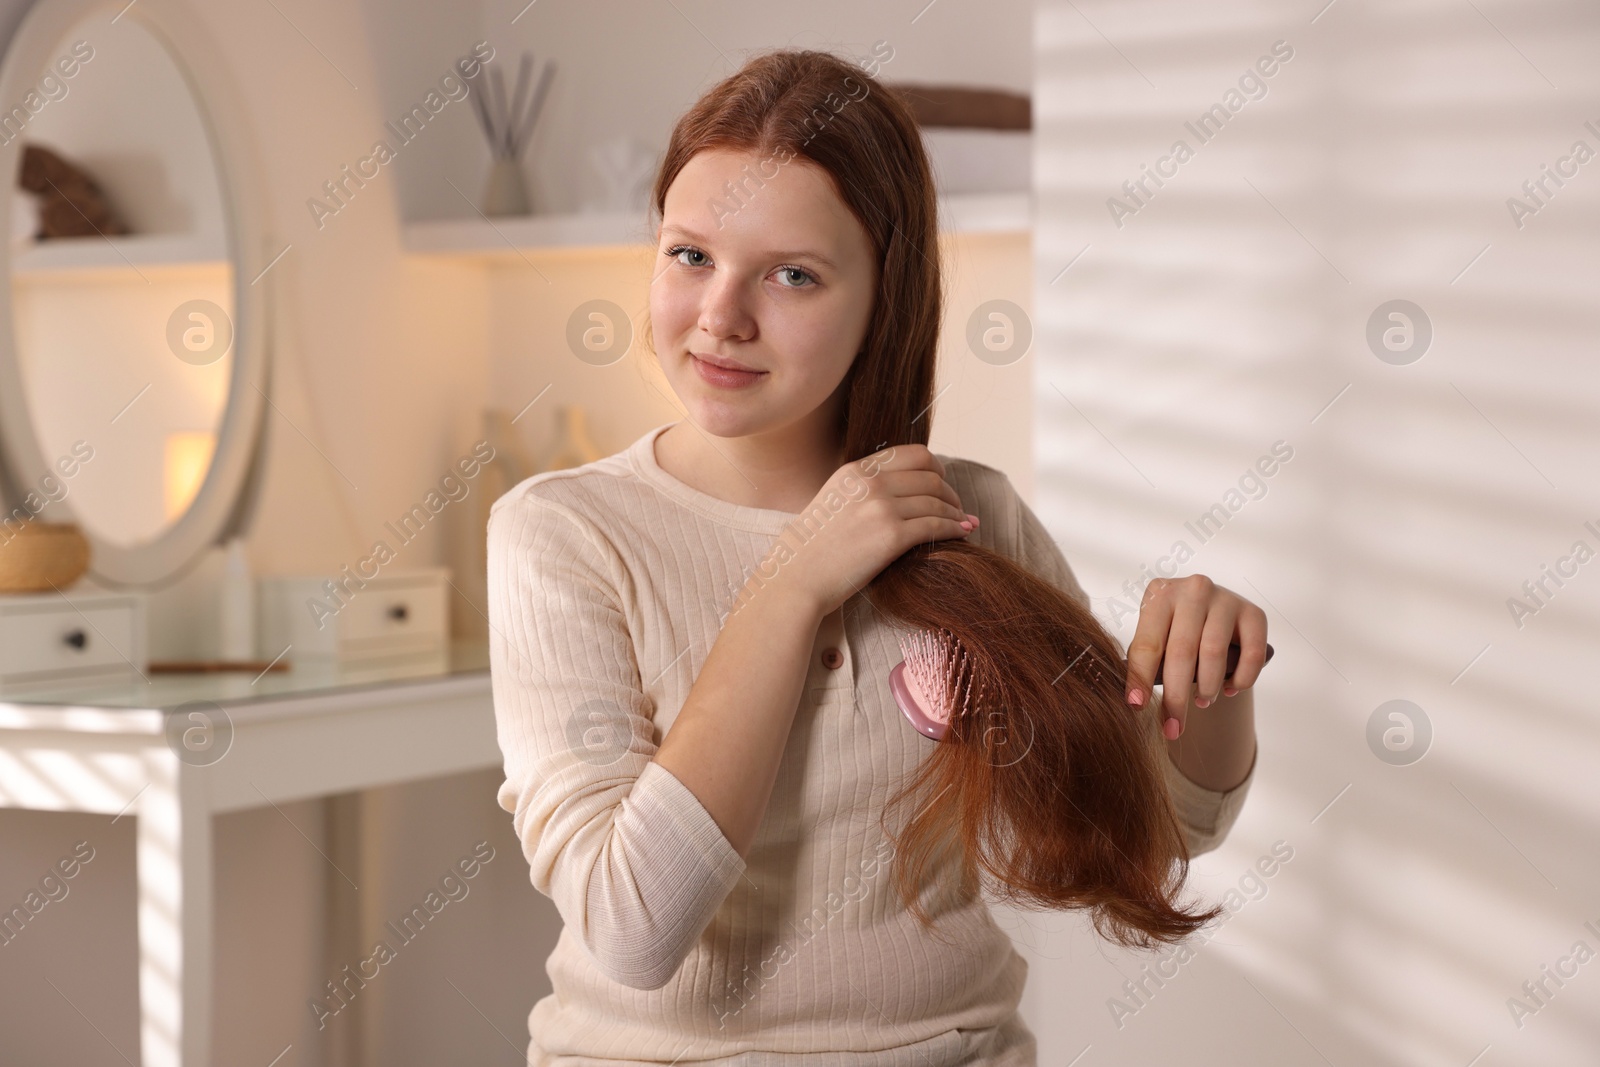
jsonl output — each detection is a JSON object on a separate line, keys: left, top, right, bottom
{"left": 487, "top": 421, "right": 1255, "bottom": 1066}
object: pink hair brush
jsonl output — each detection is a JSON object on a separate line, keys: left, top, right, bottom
{"left": 891, "top": 629, "right": 1274, "bottom": 741}
{"left": 889, "top": 629, "right": 982, "bottom": 741}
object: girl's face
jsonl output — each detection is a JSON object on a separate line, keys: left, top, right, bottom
{"left": 650, "top": 147, "right": 878, "bottom": 441}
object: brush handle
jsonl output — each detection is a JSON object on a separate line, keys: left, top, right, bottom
{"left": 1150, "top": 641, "right": 1273, "bottom": 687}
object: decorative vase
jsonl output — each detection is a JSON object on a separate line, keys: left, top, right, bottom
{"left": 481, "top": 157, "right": 531, "bottom": 217}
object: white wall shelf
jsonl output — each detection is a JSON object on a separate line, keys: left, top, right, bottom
{"left": 401, "top": 191, "right": 1030, "bottom": 262}
{"left": 937, "top": 191, "right": 1032, "bottom": 235}
{"left": 12, "top": 233, "right": 229, "bottom": 280}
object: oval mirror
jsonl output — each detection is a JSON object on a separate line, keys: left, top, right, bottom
{"left": 0, "top": 0, "right": 270, "bottom": 588}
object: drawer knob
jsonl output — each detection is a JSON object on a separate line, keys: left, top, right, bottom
{"left": 63, "top": 629, "right": 88, "bottom": 650}
{"left": 387, "top": 603, "right": 409, "bottom": 622}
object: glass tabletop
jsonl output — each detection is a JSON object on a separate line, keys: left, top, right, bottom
{"left": 0, "top": 637, "right": 491, "bottom": 710}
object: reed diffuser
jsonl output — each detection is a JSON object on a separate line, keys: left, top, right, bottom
{"left": 467, "top": 51, "right": 555, "bottom": 216}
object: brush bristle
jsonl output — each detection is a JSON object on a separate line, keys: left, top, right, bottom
{"left": 898, "top": 628, "right": 982, "bottom": 728}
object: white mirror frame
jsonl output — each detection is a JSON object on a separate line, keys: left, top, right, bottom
{"left": 0, "top": 0, "right": 271, "bottom": 588}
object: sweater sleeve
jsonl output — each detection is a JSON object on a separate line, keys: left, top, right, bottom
{"left": 1008, "top": 475, "right": 1255, "bottom": 857}
{"left": 486, "top": 488, "right": 748, "bottom": 990}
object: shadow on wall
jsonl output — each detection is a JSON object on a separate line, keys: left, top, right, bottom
{"left": 1023, "top": 1, "right": 1599, "bottom": 1065}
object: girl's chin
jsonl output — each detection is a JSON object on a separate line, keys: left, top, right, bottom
{"left": 678, "top": 396, "right": 774, "bottom": 438}
{"left": 684, "top": 409, "right": 758, "bottom": 438}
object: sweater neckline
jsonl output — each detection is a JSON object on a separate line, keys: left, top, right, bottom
{"left": 628, "top": 421, "right": 802, "bottom": 535}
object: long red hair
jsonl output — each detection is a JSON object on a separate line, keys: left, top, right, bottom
{"left": 650, "top": 48, "right": 1220, "bottom": 949}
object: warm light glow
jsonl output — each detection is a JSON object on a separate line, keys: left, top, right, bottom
{"left": 164, "top": 431, "right": 215, "bottom": 522}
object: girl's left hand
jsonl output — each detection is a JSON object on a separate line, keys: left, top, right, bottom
{"left": 1123, "top": 575, "right": 1269, "bottom": 740}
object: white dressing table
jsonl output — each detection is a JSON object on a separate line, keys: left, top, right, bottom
{"left": 0, "top": 0, "right": 508, "bottom": 1061}
{"left": 0, "top": 639, "right": 497, "bottom": 1067}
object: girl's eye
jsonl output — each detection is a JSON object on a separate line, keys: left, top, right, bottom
{"left": 774, "top": 265, "right": 816, "bottom": 288}
{"left": 665, "top": 244, "right": 708, "bottom": 267}
{"left": 662, "top": 245, "right": 816, "bottom": 288}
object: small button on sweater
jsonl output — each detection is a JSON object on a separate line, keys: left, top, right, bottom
{"left": 486, "top": 421, "right": 1256, "bottom": 1066}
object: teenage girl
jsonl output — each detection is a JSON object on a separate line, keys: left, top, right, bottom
{"left": 488, "top": 47, "right": 1263, "bottom": 1067}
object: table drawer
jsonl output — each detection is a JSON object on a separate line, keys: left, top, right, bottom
{"left": 337, "top": 579, "right": 447, "bottom": 653}
{"left": 0, "top": 593, "right": 145, "bottom": 684}
{"left": 259, "top": 567, "right": 449, "bottom": 660}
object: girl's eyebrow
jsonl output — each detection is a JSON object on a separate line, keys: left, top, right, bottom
{"left": 659, "top": 224, "right": 839, "bottom": 271}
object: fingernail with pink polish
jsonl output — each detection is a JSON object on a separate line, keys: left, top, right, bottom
{"left": 1163, "top": 716, "right": 1182, "bottom": 740}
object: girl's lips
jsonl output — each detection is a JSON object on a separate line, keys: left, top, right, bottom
{"left": 692, "top": 355, "right": 766, "bottom": 388}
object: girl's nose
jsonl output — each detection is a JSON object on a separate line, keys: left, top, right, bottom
{"left": 698, "top": 277, "right": 756, "bottom": 340}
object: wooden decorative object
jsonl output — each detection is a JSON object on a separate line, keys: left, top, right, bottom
{"left": 18, "top": 142, "right": 130, "bottom": 238}
{"left": 0, "top": 520, "right": 91, "bottom": 592}
{"left": 888, "top": 84, "right": 1032, "bottom": 130}
{"left": 148, "top": 659, "right": 290, "bottom": 673}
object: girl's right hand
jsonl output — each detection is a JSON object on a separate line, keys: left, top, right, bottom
{"left": 770, "top": 442, "right": 977, "bottom": 617}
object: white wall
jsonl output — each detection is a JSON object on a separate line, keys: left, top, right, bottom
{"left": 1027, "top": 1, "right": 1600, "bottom": 1064}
